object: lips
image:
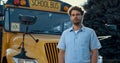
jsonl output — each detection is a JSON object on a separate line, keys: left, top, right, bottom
{"left": 74, "top": 18, "right": 79, "bottom": 22}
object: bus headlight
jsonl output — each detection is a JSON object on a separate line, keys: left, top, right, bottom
{"left": 13, "top": 47, "right": 38, "bottom": 63}
{"left": 13, "top": 58, "right": 38, "bottom": 63}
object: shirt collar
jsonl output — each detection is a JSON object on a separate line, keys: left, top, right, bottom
{"left": 69, "top": 24, "right": 85, "bottom": 32}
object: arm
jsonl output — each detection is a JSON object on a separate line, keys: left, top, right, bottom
{"left": 58, "top": 49, "right": 65, "bottom": 63}
{"left": 90, "top": 30, "right": 102, "bottom": 63}
{"left": 91, "top": 49, "right": 98, "bottom": 63}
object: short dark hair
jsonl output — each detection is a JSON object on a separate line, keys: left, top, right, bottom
{"left": 68, "top": 6, "right": 85, "bottom": 16}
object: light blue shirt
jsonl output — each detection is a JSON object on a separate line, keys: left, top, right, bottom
{"left": 57, "top": 26, "right": 102, "bottom": 63}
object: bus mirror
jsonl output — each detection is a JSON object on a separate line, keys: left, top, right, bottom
{"left": 19, "top": 14, "right": 37, "bottom": 25}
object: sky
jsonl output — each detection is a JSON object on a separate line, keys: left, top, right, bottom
{"left": 60, "top": 0, "right": 87, "bottom": 6}
{"left": 2, "top": 0, "right": 87, "bottom": 6}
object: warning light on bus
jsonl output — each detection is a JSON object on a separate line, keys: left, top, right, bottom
{"left": 20, "top": 0, "right": 26, "bottom": 6}
{"left": 14, "top": 0, "right": 20, "bottom": 5}
{"left": 14, "top": 0, "right": 26, "bottom": 6}
{"left": 63, "top": 6, "right": 69, "bottom": 12}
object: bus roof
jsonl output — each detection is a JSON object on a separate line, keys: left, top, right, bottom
{"left": 5, "top": 0, "right": 71, "bottom": 12}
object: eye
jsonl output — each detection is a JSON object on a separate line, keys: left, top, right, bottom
{"left": 71, "top": 14, "right": 75, "bottom": 16}
{"left": 76, "top": 14, "right": 80, "bottom": 16}
{"left": 71, "top": 13, "right": 81, "bottom": 16}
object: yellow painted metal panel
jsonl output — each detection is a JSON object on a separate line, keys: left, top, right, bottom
{"left": 29, "top": 0, "right": 61, "bottom": 12}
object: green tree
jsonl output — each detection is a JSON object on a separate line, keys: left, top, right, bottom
{"left": 83, "top": 0, "right": 120, "bottom": 59}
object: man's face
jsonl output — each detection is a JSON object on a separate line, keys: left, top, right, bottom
{"left": 70, "top": 10, "right": 82, "bottom": 25}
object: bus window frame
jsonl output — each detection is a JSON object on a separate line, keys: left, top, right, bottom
{"left": 4, "top": 6, "right": 71, "bottom": 34}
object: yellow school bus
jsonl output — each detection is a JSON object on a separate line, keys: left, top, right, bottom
{"left": 0, "top": 0, "right": 71, "bottom": 63}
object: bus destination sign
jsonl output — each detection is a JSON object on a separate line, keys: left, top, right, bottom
{"left": 29, "top": 0, "right": 61, "bottom": 12}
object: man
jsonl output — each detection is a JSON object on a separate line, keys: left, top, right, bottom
{"left": 57, "top": 6, "right": 102, "bottom": 63}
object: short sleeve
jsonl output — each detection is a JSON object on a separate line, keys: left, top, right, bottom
{"left": 90, "top": 30, "right": 102, "bottom": 50}
{"left": 57, "top": 32, "right": 66, "bottom": 50}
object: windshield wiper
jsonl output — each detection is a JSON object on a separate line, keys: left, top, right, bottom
{"left": 30, "top": 30, "right": 45, "bottom": 34}
{"left": 30, "top": 30, "right": 62, "bottom": 35}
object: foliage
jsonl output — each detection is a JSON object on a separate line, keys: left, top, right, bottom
{"left": 83, "top": 0, "right": 120, "bottom": 59}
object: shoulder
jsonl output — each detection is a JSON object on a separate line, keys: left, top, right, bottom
{"left": 83, "top": 26, "right": 95, "bottom": 33}
{"left": 62, "top": 27, "right": 71, "bottom": 35}
{"left": 63, "top": 28, "right": 71, "bottom": 33}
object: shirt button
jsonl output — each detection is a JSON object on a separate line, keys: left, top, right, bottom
{"left": 75, "top": 35, "right": 77, "bottom": 38}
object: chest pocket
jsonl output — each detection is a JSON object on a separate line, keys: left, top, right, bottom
{"left": 76, "top": 33, "right": 90, "bottom": 48}
{"left": 65, "top": 34, "right": 75, "bottom": 47}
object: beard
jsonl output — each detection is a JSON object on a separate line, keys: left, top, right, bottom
{"left": 72, "top": 17, "right": 83, "bottom": 26}
{"left": 73, "top": 19, "right": 83, "bottom": 26}
{"left": 73, "top": 21, "right": 81, "bottom": 25}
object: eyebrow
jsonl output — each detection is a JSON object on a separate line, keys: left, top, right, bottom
{"left": 71, "top": 13, "right": 81, "bottom": 16}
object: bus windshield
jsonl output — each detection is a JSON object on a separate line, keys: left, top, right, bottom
{"left": 4, "top": 7, "right": 72, "bottom": 35}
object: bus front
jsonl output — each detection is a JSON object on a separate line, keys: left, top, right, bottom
{"left": 1, "top": 0, "right": 71, "bottom": 63}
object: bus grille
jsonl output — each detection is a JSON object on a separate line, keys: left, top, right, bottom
{"left": 44, "top": 43, "right": 59, "bottom": 63}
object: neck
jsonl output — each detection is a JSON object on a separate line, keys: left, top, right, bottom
{"left": 73, "top": 24, "right": 82, "bottom": 31}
